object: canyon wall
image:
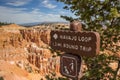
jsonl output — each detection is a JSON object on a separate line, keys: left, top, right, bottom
{"left": 0, "top": 25, "right": 60, "bottom": 76}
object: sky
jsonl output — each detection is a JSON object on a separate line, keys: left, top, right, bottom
{"left": 0, "top": 0, "right": 74, "bottom": 24}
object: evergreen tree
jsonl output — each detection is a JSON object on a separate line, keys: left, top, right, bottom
{"left": 0, "top": 22, "right": 12, "bottom": 26}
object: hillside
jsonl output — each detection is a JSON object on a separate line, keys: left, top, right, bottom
{"left": 0, "top": 24, "right": 63, "bottom": 80}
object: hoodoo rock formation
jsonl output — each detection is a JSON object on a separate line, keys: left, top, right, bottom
{"left": 0, "top": 24, "right": 60, "bottom": 80}
{"left": 20, "top": 29, "right": 50, "bottom": 46}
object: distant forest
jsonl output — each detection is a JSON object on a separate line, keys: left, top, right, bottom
{"left": 0, "top": 22, "right": 12, "bottom": 26}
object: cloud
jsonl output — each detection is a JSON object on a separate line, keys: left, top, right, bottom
{"left": 42, "top": 0, "right": 57, "bottom": 9}
{"left": 6, "top": 0, "right": 32, "bottom": 6}
{"left": 0, "top": 6, "right": 65, "bottom": 24}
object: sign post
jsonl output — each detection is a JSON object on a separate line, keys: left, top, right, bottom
{"left": 50, "top": 21, "right": 100, "bottom": 79}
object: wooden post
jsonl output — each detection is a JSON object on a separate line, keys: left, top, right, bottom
{"left": 70, "top": 20, "right": 83, "bottom": 80}
{"left": 70, "top": 20, "right": 82, "bottom": 31}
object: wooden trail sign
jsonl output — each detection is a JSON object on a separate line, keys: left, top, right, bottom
{"left": 50, "top": 30, "right": 100, "bottom": 57}
{"left": 60, "top": 53, "right": 82, "bottom": 79}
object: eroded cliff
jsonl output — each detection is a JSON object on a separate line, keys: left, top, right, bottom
{"left": 0, "top": 24, "right": 60, "bottom": 80}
